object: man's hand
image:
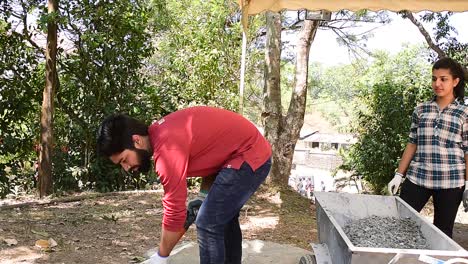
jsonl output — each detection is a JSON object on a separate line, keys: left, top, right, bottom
{"left": 463, "top": 181, "right": 468, "bottom": 212}
{"left": 388, "top": 172, "right": 403, "bottom": 195}
{"left": 184, "top": 193, "right": 206, "bottom": 230}
{"left": 141, "top": 251, "right": 167, "bottom": 264}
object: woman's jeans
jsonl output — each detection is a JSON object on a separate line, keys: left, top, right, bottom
{"left": 195, "top": 158, "right": 271, "bottom": 264}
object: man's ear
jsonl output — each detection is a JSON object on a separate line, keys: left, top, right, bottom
{"left": 132, "top": 135, "right": 142, "bottom": 148}
{"left": 132, "top": 134, "right": 150, "bottom": 151}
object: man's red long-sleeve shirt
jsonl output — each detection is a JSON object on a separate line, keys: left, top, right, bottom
{"left": 148, "top": 106, "right": 271, "bottom": 231}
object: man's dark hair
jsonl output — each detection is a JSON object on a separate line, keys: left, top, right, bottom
{"left": 97, "top": 114, "right": 148, "bottom": 157}
{"left": 433, "top": 57, "right": 466, "bottom": 100}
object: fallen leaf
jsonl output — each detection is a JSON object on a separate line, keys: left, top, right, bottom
{"left": 112, "top": 240, "right": 130, "bottom": 247}
{"left": 31, "top": 230, "right": 49, "bottom": 237}
{"left": 3, "top": 238, "right": 18, "bottom": 246}
{"left": 35, "top": 239, "right": 49, "bottom": 249}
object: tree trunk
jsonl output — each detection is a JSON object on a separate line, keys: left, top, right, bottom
{"left": 38, "top": 0, "right": 58, "bottom": 198}
{"left": 263, "top": 12, "right": 320, "bottom": 186}
{"left": 262, "top": 11, "right": 282, "bottom": 185}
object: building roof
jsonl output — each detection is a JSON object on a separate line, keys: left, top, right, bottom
{"left": 302, "top": 133, "right": 356, "bottom": 144}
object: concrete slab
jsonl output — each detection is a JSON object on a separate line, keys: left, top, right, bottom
{"left": 147, "top": 240, "right": 313, "bottom": 264}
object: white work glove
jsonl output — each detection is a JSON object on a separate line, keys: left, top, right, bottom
{"left": 141, "top": 251, "right": 168, "bottom": 264}
{"left": 463, "top": 181, "right": 468, "bottom": 212}
{"left": 388, "top": 172, "right": 403, "bottom": 195}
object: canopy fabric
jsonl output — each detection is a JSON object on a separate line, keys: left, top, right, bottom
{"left": 239, "top": 0, "right": 468, "bottom": 15}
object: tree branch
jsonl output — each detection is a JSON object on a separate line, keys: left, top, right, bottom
{"left": 403, "top": 11, "right": 446, "bottom": 58}
{"left": 16, "top": 1, "right": 45, "bottom": 54}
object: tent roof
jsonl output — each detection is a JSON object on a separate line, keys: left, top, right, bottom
{"left": 239, "top": 0, "right": 468, "bottom": 15}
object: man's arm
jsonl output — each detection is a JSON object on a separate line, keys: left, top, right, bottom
{"left": 159, "top": 174, "right": 217, "bottom": 256}
{"left": 158, "top": 228, "right": 185, "bottom": 257}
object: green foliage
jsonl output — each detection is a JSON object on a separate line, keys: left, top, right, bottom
{"left": 307, "top": 62, "right": 363, "bottom": 131}
{"left": 148, "top": 0, "right": 242, "bottom": 112}
{"left": 420, "top": 12, "right": 456, "bottom": 43}
{"left": 346, "top": 82, "right": 415, "bottom": 193}
{"left": 340, "top": 47, "right": 433, "bottom": 194}
{"left": 89, "top": 156, "right": 158, "bottom": 192}
{"left": 52, "top": 0, "right": 157, "bottom": 192}
{"left": 0, "top": 0, "right": 158, "bottom": 196}
{"left": 418, "top": 12, "right": 467, "bottom": 66}
{"left": 2, "top": 2, "right": 463, "bottom": 198}
{"left": 38, "top": 11, "right": 63, "bottom": 31}
{"left": 0, "top": 6, "right": 44, "bottom": 197}
{"left": 0, "top": 0, "right": 247, "bottom": 197}
{"left": 445, "top": 42, "right": 468, "bottom": 68}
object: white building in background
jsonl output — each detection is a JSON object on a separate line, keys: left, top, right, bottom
{"left": 256, "top": 112, "right": 359, "bottom": 195}
{"left": 290, "top": 114, "right": 358, "bottom": 196}
{"left": 296, "top": 132, "right": 356, "bottom": 152}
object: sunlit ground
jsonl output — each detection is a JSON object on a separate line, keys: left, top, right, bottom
{"left": 0, "top": 246, "right": 43, "bottom": 264}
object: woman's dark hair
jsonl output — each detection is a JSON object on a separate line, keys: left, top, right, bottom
{"left": 433, "top": 57, "right": 466, "bottom": 100}
{"left": 96, "top": 114, "right": 148, "bottom": 157}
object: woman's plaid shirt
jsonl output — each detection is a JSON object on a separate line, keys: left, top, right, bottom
{"left": 406, "top": 98, "right": 468, "bottom": 189}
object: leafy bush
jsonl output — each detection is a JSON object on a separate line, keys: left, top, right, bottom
{"left": 339, "top": 47, "right": 433, "bottom": 193}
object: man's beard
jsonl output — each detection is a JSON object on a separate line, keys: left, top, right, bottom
{"left": 134, "top": 148, "right": 152, "bottom": 174}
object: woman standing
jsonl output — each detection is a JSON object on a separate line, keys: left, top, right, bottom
{"left": 388, "top": 57, "right": 468, "bottom": 238}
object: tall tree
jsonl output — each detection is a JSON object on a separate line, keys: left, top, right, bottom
{"left": 262, "top": 11, "right": 282, "bottom": 184}
{"left": 38, "top": 0, "right": 58, "bottom": 197}
{"left": 263, "top": 11, "right": 319, "bottom": 185}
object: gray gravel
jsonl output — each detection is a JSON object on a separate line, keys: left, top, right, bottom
{"left": 343, "top": 216, "right": 428, "bottom": 249}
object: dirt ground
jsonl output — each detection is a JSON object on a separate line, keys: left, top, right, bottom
{"left": 0, "top": 186, "right": 316, "bottom": 264}
{"left": 0, "top": 187, "right": 467, "bottom": 264}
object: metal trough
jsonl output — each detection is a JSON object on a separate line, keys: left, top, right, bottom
{"left": 312, "top": 192, "right": 468, "bottom": 264}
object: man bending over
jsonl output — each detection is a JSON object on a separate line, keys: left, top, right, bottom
{"left": 96, "top": 106, "right": 272, "bottom": 264}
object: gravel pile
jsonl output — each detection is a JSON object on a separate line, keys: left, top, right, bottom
{"left": 343, "top": 216, "right": 428, "bottom": 249}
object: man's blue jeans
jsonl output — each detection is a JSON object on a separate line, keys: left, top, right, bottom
{"left": 195, "top": 158, "right": 271, "bottom": 264}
